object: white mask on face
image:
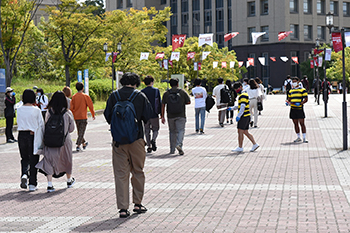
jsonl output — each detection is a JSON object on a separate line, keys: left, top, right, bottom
{"left": 37, "top": 93, "right": 41, "bottom": 97}
{"left": 292, "top": 82, "right": 298, "bottom": 88}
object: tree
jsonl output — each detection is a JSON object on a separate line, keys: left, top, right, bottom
{"left": 84, "top": 0, "right": 105, "bottom": 16}
{"left": 0, "top": 0, "right": 43, "bottom": 86}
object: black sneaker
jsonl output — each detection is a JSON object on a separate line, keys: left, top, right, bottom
{"left": 151, "top": 139, "right": 157, "bottom": 151}
{"left": 147, "top": 147, "right": 152, "bottom": 153}
{"left": 76, "top": 147, "right": 81, "bottom": 152}
{"left": 67, "top": 177, "right": 75, "bottom": 188}
{"left": 47, "top": 186, "right": 55, "bottom": 193}
{"left": 250, "top": 121, "right": 254, "bottom": 127}
{"left": 83, "top": 142, "right": 89, "bottom": 149}
{"left": 176, "top": 145, "right": 184, "bottom": 155}
{"left": 20, "top": 175, "right": 27, "bottom": 189}
{"left": 220, "top": 123, "right": 224, "bottom": 127}
{"left": 200, "top": 129, "right": 204, "bottom": 134}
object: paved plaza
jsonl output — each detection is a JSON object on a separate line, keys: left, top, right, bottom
{"left": 1, "top": 93, "right": 350, "bottom": 232}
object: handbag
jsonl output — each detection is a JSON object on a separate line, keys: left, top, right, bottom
{"left": 257, "top": 101, "right": 263, "bottom": 111}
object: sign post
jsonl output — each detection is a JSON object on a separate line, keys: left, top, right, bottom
{"left": 84, "top": 69, "right": 89, "bottom": 95}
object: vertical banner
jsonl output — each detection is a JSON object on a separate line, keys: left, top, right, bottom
{"left": 230, "top": 61, "right": 235, "bottom": 68}
{"left": 345, "top": 32, "right": 350, "bottom": 47}
{"left": 194, "top": 62, "right": 198, "bottom": 71}
{"left": 332, "top": 32, "right": 343, "bottom": 53}
{"left": 318, "top": 56, "right": 323, "bottom": 67}
{"left": 0, "top": 69, "right": 6, "bottom": 93}
{"left": 325, "top": 48, "right": 332, "bottom": 61}
{"left": 77, "top": 71, "right": 82, "bottom": 82}
{"left": 163, "top": 59, "right": 168, "bottom": 70}
{"left": 313, "top": 57, "right": 318, "bottom": 67}
{"left": 213, "top": 61, "right": 218, "bottom": 68}
{"left": 198, "top": 62, "right": 202, "bottom": 70}
{"left": 84, "top": 69, "right": 89, "bottom": 95}
{"left": 310, "top": 60, "right": 314, "bottom": 68}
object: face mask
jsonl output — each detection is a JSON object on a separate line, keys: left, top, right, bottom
{"left": 236, "top": 88, "right": 242, "bottom": 94}
{"left": 37, "top": 93, "right": 41, "bottom": 97}
{"left": 9, "top": 92, "right": 13, "bottom": 96}
{"left": 292, "top": 82, "right": 298, "bottom": 88}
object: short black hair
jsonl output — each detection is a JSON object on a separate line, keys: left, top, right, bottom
{"left": 287, "top": 75, "right": 291, "bottom": 79}
{"left": 292, "top": 77, "right": 299, "bottom": 81}
{"left": 76, "top": 82, "right": 84, "bottom": 91}
{"left": 169, "top": 78, "right": 179, "bottom": 87}
{"left": 233, "top": 82, "right": 242, "bottom": 90}
{"left": 243, "top": 78, "right": 249, "bottom": 83}
{"left": 120, "top": 72, "right": 141, "bottom": 87}
{"left": 144, "top": 75, "right": 154, "bottom": 85}
{"left": 225, "top": 79, "right": 232, "bottom": 88}
{"left": 47, "top": 91, "right": 68, "bottom": 114}
{"left": 36, "top": 88, "right": 44, "bottom": 95}
{"left": 217, "top": 77, "right": 224, "bottom": 84}
{"left": 194, "top": 78, "right": 201, "bottom": 86}
{"left": 22, "top": 89, "right": 36, "bottom": 104}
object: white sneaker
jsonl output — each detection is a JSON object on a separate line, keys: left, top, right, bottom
{"left": 28, "top": 185, "right": 37, "bottom": 192}
{"left": 250, "top": 144, "right": 260, "bottom": 152}
{"left": 303, "top": 138, "right": 308, "bottom": 143}
{"left": 294, "top": 138, "right": 302, "bottom": 143}
{"left": 20, "top": 174, "right": 27, "bottom": 189}
{"left": 232, "top": 147, "right": 243, "bottom": 152}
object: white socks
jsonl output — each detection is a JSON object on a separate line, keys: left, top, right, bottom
{"left": 67, "top": 178, "right": 72, "bottom": 182}
{"left": 297, "top": 133, "right": 300, "bottom": 138}
{"left": 48, "top": 181, "right": 53, "bottom": 187}
{"left": 302, "top": 133, "right": 306, "bottom": 139}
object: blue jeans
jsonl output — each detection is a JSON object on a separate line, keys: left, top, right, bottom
{"left": 195, "top": 107, "right": 206, "bottom": 131}
{"left": 167, "top": 117, "right": 186, "bottom": 152}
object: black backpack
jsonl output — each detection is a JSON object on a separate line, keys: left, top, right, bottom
{"left": 167, "top": 89, "right": 183, "bottom": 114}
{"left": 206, "top": 95, "right": 215, "bottom": 113}
{"left": 44, "top": 109, "right": 67, "bottom": 147}
{"left": 286, "top": 81, "right": 292, "bottom": 91}
{"left": 220, "top": 86, "right": 231, "bottom": 103}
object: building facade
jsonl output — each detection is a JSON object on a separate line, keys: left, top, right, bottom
{"left": 106, "top": 0, "right": 350, "bottom": 88}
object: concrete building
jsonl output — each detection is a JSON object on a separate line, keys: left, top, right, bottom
{"left": 33, "top": 0, "right": 59, "bottom": 25}
{"left": 106, "top": 0, "right": 350, "bottom": 88}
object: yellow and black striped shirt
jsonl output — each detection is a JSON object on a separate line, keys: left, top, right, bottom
{"left": 238, "top": 92, "right": 250, "bottom": 117}
{"left": 288, "top": 88, "right": 308, "bottom": 109}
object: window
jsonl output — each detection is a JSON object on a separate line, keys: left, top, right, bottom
{"left": 317, "top": 0, "right": 325, "bottom": 14}
{"left": 290, "top": 0, "right": 298, "bottom": 13}
{"left": 290, "top": 24, "right": 299, "bottom": 39}
{"left": 181, "top": 0, "right": 188, "bottom": 12}
{"left": 228, "top": 0, "right": 231, "bottom": 7}
{"left": 261, "top": 26, "right": 269, "bottom": 41}
{"left": 228, "top": 5, "right": 232, "bottom": 32}
{"left": 304, "top": 0, "right": 312, "bottom": 13}
{"left": 317, "top": 26, "right": 326, "bottom": 40}
{"left": 248, "top": 27, "right": 256, "bottom": 42}
{"left": 192, "top": 12, "right": 200, "bottom": 37}
{"left": 304, "top": 25, "right": 312, "bottom": 40}
{"left": 193, "top": 0, "right": 200, "bottom": 10}
{"left": 261, "top": 52, "right": 269, "bottom": 82}
{"left": 117, "top": 0, "right": 123, "bottom": 9}
{"left": 127, "top": 0, "right": 132, "bottom": 7}
{"left": 291, "top": 51, "right": 299, "bottom": 76}
{"left": 330, "top": 1, "right": 339, "bottom": 15}
{"left": 204, "top": 0, "right": 211, "bottom": 9}
{"left": 304, "top": 51, "right": 311, "bottom": 61}
{"left": 216, "top": 0, "right": 223, "bottom": 8}
{"left": 261, "top": 0, "right": 268, "bottom": 15}
{"left": 344, "top": 2, "right": 350, "bottom": 16}
{"left": 204, "top": 10, "right": 212, "bottom": 33}
{"left": 161, "top": 0, "right": 167, "bottom": 4}
{"left": 170, "top": 0, "right": 177, "bottom": 35}
{"left": 216, "top": 9, "right": 224, "bottom": 32}
{"left": 216, "top": 33, "right": 224, "bottom": 48}
{"left": 248, "top": 2, "right": 256, "bottom": 16}
{"left": 248, "top": 54, "right": 256, "bottom": 78}
{"left": 182, "top": 13, "right": 189, "bottom": 35}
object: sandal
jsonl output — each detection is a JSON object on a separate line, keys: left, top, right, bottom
{"left": 133, "top": 204, "right": 147, "bottom": 214}
{"left": 119, "top": 209, "right": 130, "bottom": 218}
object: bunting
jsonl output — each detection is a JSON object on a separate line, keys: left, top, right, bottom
{"left": 198, "top": 33, "right": 213, "bottom": 47}
{"left": 224, "top": 32, "right": 239, "bottom": 42}
{"left": 202, "top": 51, "right": 211, "bottom": 60}
{"left": 198, "top": 62, "right": 202, "bottom": 70}
{"left": 140, "top": 52, "right": 149, "bottom": 61}
{"left": 213, "top": 61, "right": 218, "bottom": 68}
{"left": 172, "top": 34, "right": 186, "bottom": 51}
{"left": 169, "top": 60, "right": 173, "bottom": 68}
{"left": 155, "top": 52, "right": 165, "bottom": 60}
{"left": 170, "top": 52, "right": 180, "bottom": 61}
{"left": 238, "top": 61, "right": 244, "bottom": 67}
{"left": 247, "top": 58, "right": 254, "bottom": 67}
{"left": 222, "top": 62, "right": 227, "bottom": 68}
{"left": 258, "top": 57, "right": 266, "bottom": 66}
{"left": 163, "top": 59, "right": 168, "bottom": 70}
{"left": 187, "top": 52, "right": 195, "bottom": 61}
{"left": 280, "top": 56, "right": 288, "bottom": 62}
{"left": 270, "top": 57, "right": 276, "bottom": 62}
{"left": 252, "top": 32, "right": 266, "bottom": 45}
{"left": 230, "top": 61, "right": 235, "bottom": 68}
{"left": 278, "top": 31, "right": 293, "bottom": 41}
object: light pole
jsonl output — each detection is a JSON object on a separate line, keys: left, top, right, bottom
{"left": 315, "top": 38, "right": 320, "bottom": 105}
{"left": 103, "top": 42, "right": 122, "bottom": 92}
{"left": 341, "top": 28, "right": 348, "bottom": 150}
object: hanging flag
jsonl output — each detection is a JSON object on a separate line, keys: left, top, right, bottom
{"left": 105, "top": 52, "right": 112, "bottom": 62}
{"left": 238, "top": 61, "right": 244, "bottom": 67}
{"left": 313, "top": 49, "right": 323, "bottom": 55}
{"left": 291, "top": 57, "right": 299, "bottom": 64}
{"left": 332, "top": 32, "right": 343, "bottom": 53}
{"left": 202, "top": 51, "right": 211, "bottom": 60}
{"left": 258, "top": 57, "right": 266, "bottom": 66}
{"left": 270, "top": 57, "right": 276, "bottom": 62}
{"left": 280, "top": 56, "right": 288, "bottom": 62}
{"left": 198, "top": 33, "right": 213, "bottom": 47}
{"left": 170, "top": 52, "right": 180, "bottom": 61}
{"left": 140, "top": 52, "right": 149, "bottom": 61}
{"left": 112, "top": 52, "right": 119, "bottom": 63}
{"left": 252, "top": 32, "right": 266, "bottom": 45}
{"left": 198, "top": 62, "right": 202, "bottom": 70}
{"left": 187, "top": 52, "right": 195, "bottom": 61}
{"left": 310, "top": 60, "right": 314, "bottom": 68}
{"left": 230, "top": 61, "right": 235, "bottom": 68}
{"left": 222, "top": 62, "right": 227, "bottom": 68}
{"left": 163, "top": 59, "right": 168, "bottom": 70}
{"left": 248, "top": 58, "right": 254, "bottom": 66}
{"left": 194, "top": 62, "right": 198, "bottom": 71}
{"left": 345, "top": 32, "right": 350, "bottom": 47}
{"left": 318, "top": 56, "right": 323, "bottom": 67}
{"left": 224, "top": 32, "right": 239, "bottom": 42}
{"left": 155, "top": 52, "right": 165, "bottom": 59}
{"left": 278, "top": 31, "right": 293, "bottom": 41}
{"left": 313, "top": 57, "right": 318, "bottom": 67}
{"left": 213, "top": 61, "right": 218, "bottom": 68}
{"left": 169, "top": 60, "right": 173, "bottom": 68}
{"left": 172, "top": 34, "right": 186, "bottom": 51}
{"left": 325, "top": 48, "right": 332, "bottom": 61}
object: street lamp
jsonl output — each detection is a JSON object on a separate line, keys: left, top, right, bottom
{"left": 326, "top": 12, "right": 334, "bottom": 45}
{"left": 103, "top": 42, "right": 122, "bottom": 91}
{"left": 116, "top": 42, "right": 122, "bottom": 89}
{"left": 315, "top": 38, "right": 321, "bottom": 105}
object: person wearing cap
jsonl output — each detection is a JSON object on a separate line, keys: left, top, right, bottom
{"left": 4, "top": 87, "right": 16, "bottom": 143}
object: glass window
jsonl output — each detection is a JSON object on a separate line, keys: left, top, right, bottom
{"left": 216, "top": 9, "right": 224, "bottom": 32}
{"left": 228, "top": 7, "right": 232, "bottom": 32}
{"left": 317, "top": 0, "right": 325, "bottom": 14}
{"left": 181, "top": 0, "right": 188, "bottom": 12}
{"left": 216, "top": 0, "right": 223, "bottom": 8}
{"left": 248, "top": 54, "right": 256, "bottom": 78}
{"left": 127, "top": 0, "right": 132, "bottom": 7}
{"left": 171, "top": 0, "right": 177, "bottom": 13}
{"left": 204, "top": 10, "right": 212, "bottom": 33}
{"left": 261, "top": 26, "right": 269, "bottom": 41}
{"left": 228, "top": 0, "right": 231, "bottom": 7}
{"left": 248, "top": 2, "right": 256, "bottom": 16}
{"left": 290, "top": 0, "right": 298, "bottom": 13}
{"left": 204, "top": 0, "right": 211, "bottom": 9}
{"left": 117, "top": 0, "right": 123, "bottom": 9}
{"left": 304, "top": 0, "right": 312, "bottom": 13}
{"left": 261, "top": 0, "right": 268, "bottom": 15}
{"left": 248, "top": 27, "right": 256, "bottom": 42}
{"left": 304, "top": 25, "right": 312, "bottom": 40}
{"left": 192, "top": 0, "right": 200, "bottom": 10}
{"left": 161, "top": 0, "right": 167, "bottom": 4}
{"left": 261, "top": 52, "right": 269, "bottom": 80}
{"left": 290, "top": 24, "right": 299, "bottom": 39}
{"left": 192, "top": 12, "right": 200, "bottom": 37}
{"left": 330, "top": 1, "right": 339, "bottom": 15}
{"left": 216, "top": 33, "right": 224, "bottom": 48}
{"left": 344, "top": 2, "right": 350, "bottom": 16}
{"left": 182, "top": 13, "right": 188, "bottom": 35}
{"left": 317, "top": 26, "right": 326, "bottom": 40}
{"left": 291, "top": 51, "right": 299, "bottom": 76}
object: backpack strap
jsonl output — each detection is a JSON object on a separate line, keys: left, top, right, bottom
{"left": 129, "top": 90, "right": 140, "bottom": 103}
{"left": 113, "top": 91, "right": 121, "bottom": 102}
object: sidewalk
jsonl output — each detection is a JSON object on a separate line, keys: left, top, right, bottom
{"left": 1, "top": 94, "right": 350, "bottom": 232}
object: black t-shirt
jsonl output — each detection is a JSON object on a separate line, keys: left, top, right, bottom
{"left": 162, "top": 87, "right": 191, "bottom": 118}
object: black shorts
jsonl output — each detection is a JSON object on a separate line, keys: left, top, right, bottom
{"left": 289, "top": 108, "right": 305, "bottom": 119}
{"left": 237, "top": 116, "right": 250, "bottom": 130}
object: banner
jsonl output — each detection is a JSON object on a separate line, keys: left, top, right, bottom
{"left": 155, "top": 52, "right": 165, "bottom": 60}
{"left": 252, "top": 32, "right": 266, "bottom": 45}
{"left": 112, "top": 52, "right": 119, "bottom": 63}
{"left": 280, "top": 56, "right": 288, "bottom": 62}
{"left": 230, "top": 61, "right": 235, "bottom": 68}
{"left": 77, "top": 71, "right": 82, "bottom": 82}
{"left": 278, "top": 31, "right": 292, "bottom": 41}
{"left": 224, "top": 32, "right": 239, "bottom": 42}
{"left": 194, "top": 62, "right": 198, "bottom": 71}
{"left": 187, "top": 52, "right": 195, "bottom": 61}
{"left": 163, "top": 59, "right": 168, "bottom": 70}
{"left": 310, "top": 60, "right": 314, "bottom": 68}
{"left": 172, "top": 34, "right": 186, "bottom": 51}
{"left": 325, "top": 48, "right": 332, "bottom": 61}
{"left": 318, "top": 56, "right": 323, "bottom": 67}
{"left": 169, "top": 60, "right": 173, "bottom": 68}
{"left": 222, "top": 62, "right": 227, "bottom": 68}
{"left": 0, "top": 69, "right": 6, "bottom": 93}
{"left": 84, "top": 69, "right": 89, "bottom": 95}
{"left": 213, "top": 61, "right": 218, "bottom": 68}
{"left": 345, "top": 32, "right": 350, "bottom": 47}
{"left": 270, "top": 57, "right": 276, "bottom": 62}
{"left": 198, "top": 62, "right": 202, "bottom": 70}
{"left": 202, "top": 51, "right": 211, "bottom": 60}
{"left": 313, "top": 57, "right": 318, "bottom": 67}
{"left": 105, "top": 52, "right": 112, "bottom": 62}
{"left": 247, "top": 58, "right": 254, "bottom": 67}
{"left": 140, "top": 52, "right": 149, "bottom": 61}
{"left": 170, "top": 52, "right": 180, "bottom": 61}
{"left": 313, "top": 49, "right": 323, "bottom": 55}
{"left": 198, "top": 33, "right": 213, "bottom": 47}
{"left": 238, "top": 61, "right": 244, "bottom": 67}
{"left": 258, "top": 57, "right": 265, "bottom": 66}
{"left": 291, "top": 57, "right": 299, "bottom": 64}
{"left": 332, "top": 32, "right": 343, "bottom": 53}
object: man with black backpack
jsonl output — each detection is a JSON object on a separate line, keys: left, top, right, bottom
{"left": 212, "top": 77, "right": 230, "bottom": 127}
{"left": 104, "top": 72, "right": 153, "bottom": 218}
{"left": 161, "top": 78, "right": 191, "bottom": 155}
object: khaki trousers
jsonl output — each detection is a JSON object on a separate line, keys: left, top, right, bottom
{"left": 112, "top": 138, "right": 146, "bottom": 209}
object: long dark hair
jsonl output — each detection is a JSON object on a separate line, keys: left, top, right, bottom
{"left": 47, "top": 91, "right": 67, "bottom": 114}
{"left": 226, "top": 80, "right": 233, "bottom": 90}
{"left": 249, "top": 79, "right": 258, "bottom": 89}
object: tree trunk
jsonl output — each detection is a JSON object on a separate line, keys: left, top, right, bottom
{"left": 4, "top": 57, "right": 12, "bottom": 87}
{"left": 65, "top": 64, "right": 70, "bottom": 87}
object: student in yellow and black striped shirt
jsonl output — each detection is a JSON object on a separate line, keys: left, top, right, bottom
{"left": 231, "top": 82, "right": 259, "bottom": 153}
{"left": 287, "top": 77, "right": 308, "bottom": 143}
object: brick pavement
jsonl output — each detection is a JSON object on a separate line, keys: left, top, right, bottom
{"left": 1, "top": 93, "right": 350, "bottom": 232}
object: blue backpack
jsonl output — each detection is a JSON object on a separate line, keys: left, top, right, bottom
{"left": 111, "top": 90, "right": 139, "bottom": 145}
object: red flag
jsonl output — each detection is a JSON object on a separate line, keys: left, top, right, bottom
{"left": 112, "top": 52, "right": 119, "bottom": 63}
{"left": 291, "top": 57, "right": 299, "bottom": 64}
{"left": 278, "top": 31, "right": 293, "bottom": 41}
{"left": 198, "top": 62, "right": 201, "bottom": 70}
{"left": 155, "top": 52, "right": 165, "bottom": 60}
{"left": 332, "top": 32, "right": 343, "bottom": 53}
{"left": 224, "top": 32, "right": 239, "bottom": 42}
{"left": 313, "top": 57, "right": 318, "bottom": 67}
{"left": 313, "top": 49, "right": 323, "bottom": 55}
{"left": 169, "top": 60, "right": 173, "bottom": 68}
{"left": 221, "top": 62, "right": 227, "bottom": 68}
{"left": 310, "top": 60, "right": 314, "bottom": 68}
{"left": 187, "top": 52, "right": 195, "bottom": 61}
{"left": 248, "top": 58, "right": 254, "bottom": 66}
{"left": 270, "top": 57, "right": 276, "bottom": 62}
{"left": 172, "top": 34, "right": 186, "bottom": 51}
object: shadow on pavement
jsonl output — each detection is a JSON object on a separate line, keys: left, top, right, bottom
{"left": 0, "top": 189, "right": 66, "bottom": 202}
{"left": 280, "top": 142, "right": 303, "bottom": 146}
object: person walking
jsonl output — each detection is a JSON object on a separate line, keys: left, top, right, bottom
{"left": 161, "top": 77, "right": 191, "bottom": 155}
{"left": 104, "top": 72, "right": 153, "bottom": 218}
{"left": 36, "top": 91, "right": 75, "bottom": 193}
{"left": 301, "top": 75, "right": 309, "bottom": 92}
{"left": 286, "top": 77, "right": 308, "bottom": 143}
{"left": 225, "top": 80, "right": 236, "bottom": 124}
{"left": 192, "top": 78, "right": 207, "bottom": 133}
{"left": 36, "top": 88, "right": 49, "bottom": 119}
{"left": 70, "top": 82, "right": 95, "bottom": 152}
{"left": 4, "top": 87, "right": 17, "bottom": 143}
{"left": 62, "top": 86, "right": 72, "bottom": 109}
{"left": 17, "top": 89, "right": 44, "bottom": 191}
{"left": 231, "top": 82, "right": 259, "bottom": 153}
{"left": 141, "top": 75, "right": 161, "bottom": 153}
{"left": 212, "top": 77, "right": 229, "bottom": 127}
{"left": 246, "top": 79, "right": 262, "bottom": 128}
{"left": 284, "top": 75, "right": 292, "bottom": 100}
{"left": 255, "top": 77, "right": 265, "bottom": 115}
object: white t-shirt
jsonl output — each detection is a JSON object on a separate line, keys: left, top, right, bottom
{"left": 192, "top": 86, "right": 207, "bottom": 108}
{"left": 213, "top": 84, "right": 228, "bottom": 105}
{"left": 36, "top": 94, "right": 48, "bottom": 112}
{"left": 242, "top": 83, "right": 249, "bottom": 91}
{"left": 246, "top": 87, "right": 262, "bottom": 99}
{"left": 284, "top": 79, "right": 292, "bottom": 86}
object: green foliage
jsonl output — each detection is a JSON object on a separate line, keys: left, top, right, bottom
{"left": 84, "top": 0, "right": 105, "bottom": 16}
{"left": 89, "top": 89, "right": 96, "bottom": 103}
{"left": 326, "top": 47, "right": 350, "bottom": 83}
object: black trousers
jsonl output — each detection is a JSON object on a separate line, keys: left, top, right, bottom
{"left": 226, "top": 110, "right": 233, "bottom": 119}
{"left": 5, "top": 117, "right": 14, "bottom": 141}
{"left": 18, "top": 131, "right": 39, "bottom": 186}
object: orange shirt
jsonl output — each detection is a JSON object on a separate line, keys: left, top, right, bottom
{"left": 70, "top": 92, "right": 95, "bottom": 120}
